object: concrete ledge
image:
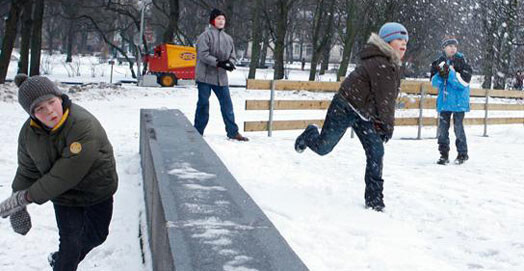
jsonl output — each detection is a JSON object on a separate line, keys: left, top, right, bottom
{"left": 140, "top": 109, "right": 308, "bottom": 271}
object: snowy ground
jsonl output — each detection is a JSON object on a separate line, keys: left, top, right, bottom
{"left": 1, "top": 56, "right": 524, "bottom": 270}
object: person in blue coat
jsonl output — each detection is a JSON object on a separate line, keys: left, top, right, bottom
{"left": 430, "top": 37, "right": 473, "bottom": 165}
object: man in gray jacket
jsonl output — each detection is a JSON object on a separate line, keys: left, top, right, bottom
{"left": 194, "top": 8, "right": 248, "bottom": 141}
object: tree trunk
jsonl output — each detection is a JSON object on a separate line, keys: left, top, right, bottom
{"left": 65, "top": 22, "right": 75, "bottom": 62}
{"left": 319, "top": 42, "right": 330, "bottom": 75}
{"left": 29, "top": 0, "right": 44, "bottom": 76}
{"left": 162, "top": 0, "right": 179, "bottom": 43}
{"left": 248, "top": 0, "right": 262, "bottom": 79}
{"left": 259, "top": 30, "right": 268, "bottom": 68}
{"left": 337, "top": 0, "right": 357, "bottom": 81}
{"left": 309, "top": 0, "right": 335, "bottom": 81}
{"left": 481, "top": 5, "right": 496, "bottom": 89}
{"left": 273, "top": 0, "right": 290, "bottom": 80}
{"left": 46, "top": 21, "right": 54, "bottom": 55}
{"left": 18, "top": 0, "right": 33, "bottom": 75}
{"left": 0, "top": 1, "right": 22, "bottom": 83}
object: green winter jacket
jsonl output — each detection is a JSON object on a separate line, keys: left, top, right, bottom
{"left": 12, "top": 103, "right": 118, "bottom": 206}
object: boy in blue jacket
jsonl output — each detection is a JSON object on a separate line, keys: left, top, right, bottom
{"left": 431, "top": 37, "right": 473, "bottom": 165}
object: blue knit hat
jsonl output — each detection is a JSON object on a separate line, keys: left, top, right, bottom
{"left": 379, "top": 22, "right": 409, "bottom": 43}
{"left": 441, "top": 38, "right": 458, "bottom": 48}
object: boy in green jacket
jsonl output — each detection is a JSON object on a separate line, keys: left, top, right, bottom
{"left": 0, "top": 74, "right": 118, "bottom": 271}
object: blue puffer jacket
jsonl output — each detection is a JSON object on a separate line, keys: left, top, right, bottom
{"left": 431, "top": 53, "right": 472, "bottom": 112}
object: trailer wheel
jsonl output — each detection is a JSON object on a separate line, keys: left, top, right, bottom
{"left": 158, "top": 74, "right": 177, "bottom": 87}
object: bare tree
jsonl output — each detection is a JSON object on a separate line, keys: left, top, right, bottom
{"left": 29, "top": 0, "right": 44, "bottom": 76}
{"left": 248, "top": 0, "right": 262, "bottom": 79}
{"left": 0, "top": 0, "right": 24, "bottom": 83}
{"left": 18, "top": 0, "right": 33, "bottom": 74}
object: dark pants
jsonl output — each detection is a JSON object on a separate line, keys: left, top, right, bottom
{"left": 437, "top": 111, "right": 468, "bottom": 155}
{"left": 53, "top": 198, "right": 113, "bottom": 271}
{"left": 303, "top": 94, "right": 385, "bottom": 202}
{"left": 194, "top": 82, "right": 239, "bottom": 138}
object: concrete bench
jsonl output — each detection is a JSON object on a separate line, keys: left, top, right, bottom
{"left": 140, "top": 109, "right": 308, "bottom": 271}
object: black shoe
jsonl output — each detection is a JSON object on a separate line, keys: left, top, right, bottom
{"left": 48, "top": 251, "right": 58, "bottom": 268}
{"left": 455, "top": 153, "right": 469, "bottom": 164}
{"left": 365, "top": 198, "right": 385, "bottom": 212}
{"left": 437, "top": 153, "right": 449, "bottom": 165}
{"left": 294, "top": 124, "right": 317, "bottom": 153}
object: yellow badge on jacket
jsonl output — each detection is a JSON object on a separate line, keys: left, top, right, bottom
{"left": 70, "top": 142, "right": 82, "bottom": 154}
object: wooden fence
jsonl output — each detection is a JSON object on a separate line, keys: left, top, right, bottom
{"left": 244, "top": 79, "right": 524, "bottom": 138}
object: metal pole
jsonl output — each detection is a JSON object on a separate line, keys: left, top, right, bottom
{"left": 109, "top": 60, "right": 114, "bottom": 84}
{"left": 483, "top": 77, "right": 493, "bottom": 137}
{"left": 137, "top": 4, "right": 146, "bottom": 85}
{"left": 268, "top": 80, "right": 275, "bottom": 137}
{"left": 417, "top": 84, "right": 426, "bottom": 139}
{"left": 350, "top": 127, "right": 354, "bottom": 138}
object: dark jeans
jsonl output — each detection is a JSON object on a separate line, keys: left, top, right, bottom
{"left": 437, "top": 111, "right": 468, "bottom": 155}
{"left": 194, "top": 82, "right": 239, "bottom": 138}
{"left": 53, "top": 198, "right": 113, "bottom": 271}
{"left": 303, "top": 94, "right": 385, "bottom": 202}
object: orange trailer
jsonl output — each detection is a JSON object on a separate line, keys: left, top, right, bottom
{"left": 144, "top": 43, "right": 196, "bottom": 87}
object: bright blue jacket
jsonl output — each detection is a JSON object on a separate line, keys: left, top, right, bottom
{"left": 431, "top": 55, "right": 471, "bottom": 112}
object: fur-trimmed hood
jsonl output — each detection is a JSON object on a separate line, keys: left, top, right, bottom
{"left": 361, "top": 33, "right": 402, "bottom": 66}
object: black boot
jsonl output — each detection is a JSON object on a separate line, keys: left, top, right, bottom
{"left": 365, "top": 198, "right": 385, "bottom": 212}
{"left": 48, "top": 251, "right": 58, "bottom": 268}
{"left": 437, "top": 153, "right": 449, "bottom": 165}
{"left": 295, "top": 124, "right": 318, "bottom": 153}
{"left": 455, "top": 153, "right": 469, "bottom": 164}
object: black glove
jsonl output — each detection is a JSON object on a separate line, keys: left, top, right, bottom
{"left": 0, "top": 190, "right": 31, "bottom": 218}
{"left": 437, "top": 62, "right": 449, "bottom": 79}
{"left": 374, "top": 123, "right": 393, "bottom": 143}
{"left": 10, "top": 207, "right": 32, "bottom": 235}
{"left": 217, "top": 60, "right": 235, "bottom": 71}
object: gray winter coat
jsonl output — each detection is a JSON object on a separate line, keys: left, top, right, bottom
{"left": 195, "top": 26, "right": 236, "bottom": 86}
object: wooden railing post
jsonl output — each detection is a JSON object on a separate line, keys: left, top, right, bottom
{"left": 268, "top": 80, "right": 276, "bottom": 137}
{"left": 417, "top": 83, "right": 426, "bottom": 140}
{"left": 483, "top": 81, "right": 491, "bottom": 137}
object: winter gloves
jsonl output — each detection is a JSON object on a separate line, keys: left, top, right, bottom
{"left": 0, "top": 191, "right": 32, "bottom": 235}
{"left": 374, "top": 122, "right": 393, "bottom": 143}
{"left": 10, "top": 207, "right": 32, "bottom": 235}
{"left": 0, "top": 190, "right": 31, "bottom": 218}
{"left": 217, "top": 60, "right": 236, "bottom": 71}
{"left": 437, "top": 62, "right": 450, "bottom": 79}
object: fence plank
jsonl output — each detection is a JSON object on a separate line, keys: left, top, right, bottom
{"left": 244, "top": 117, "right": 524, "bottom": 132}
{"left": 246, "top": 79, "right": 524, "bottom": 99}
{"left": 246, "top": 98, "right": 524, "bottom": 111}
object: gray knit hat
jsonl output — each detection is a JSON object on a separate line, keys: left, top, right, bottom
{"left": 15, "top": 74, "right": 63, "bottom": 115}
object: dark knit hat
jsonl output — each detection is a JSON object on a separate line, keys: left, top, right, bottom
{"left": 442, "top": 38, "right": 458, "bottom": 48}
{"left": 15, "top": 74, "right": 63, "bottom": 115}
{"left": 209, "top": 8, "right": 226, "bottom": 25}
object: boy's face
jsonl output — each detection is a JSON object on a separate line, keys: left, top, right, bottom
{"left": 33, "top": 96, "right": 63, "bottom": 128}
{"left": 444, "top": 44, "right": 458, "bottom": 57}
{"left": 389, "top": 38, "right": 407, "bottom": 59}
{"left": 214, "top": 15, "right": 226, "bottom": 29}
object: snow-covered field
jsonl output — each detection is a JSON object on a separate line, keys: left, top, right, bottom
{"left": 1, "top": 56, "right": 524, "bottom": 270}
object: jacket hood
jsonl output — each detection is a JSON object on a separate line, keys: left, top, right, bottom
{"left": 361, "top": 33, "right": 402, "bottom": 66}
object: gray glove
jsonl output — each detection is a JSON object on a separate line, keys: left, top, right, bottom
{"left": 10, "top": 207, "right": 32, "bottom": 235}
{"left": 0, "top": 190, "right": 31, "bottom": 218}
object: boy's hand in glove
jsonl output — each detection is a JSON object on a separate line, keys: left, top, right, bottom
{"left": 217, "top": 60, "right": 236, "bottom": 71}
{"left": 10, "top": 207, "right": 32, "bottom": 235}
{"left": 437, "top": 62, "right": 450, "bottom": 79}
{"left": 374, "top": 123, "right": 393, "bottom": 143}
{"left": 0, "top": 190, "right": 31, "bottom": 218}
